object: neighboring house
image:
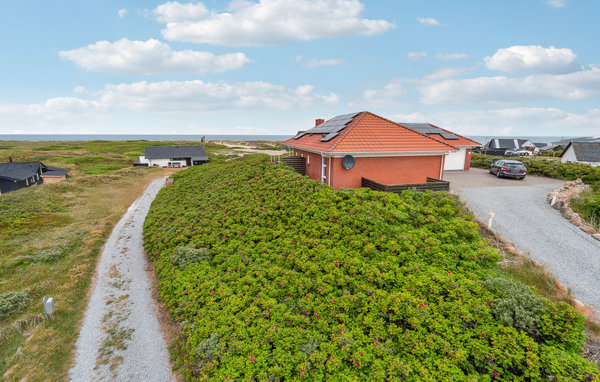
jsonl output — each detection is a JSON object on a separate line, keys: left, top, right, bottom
{"left": 483, "top": 138, "right": 535, "bottom": 156}
{"left": 561, "top": 141, "right": 600, "bottom": 167}
{"left": 138, "top": 145, "right": 208, "bottom": 168}
{"left": 484, "top": 138, "right": 535, "bottom": 150}
{"left": 284, "top": 111, "right": 457, "bottom": 190}
{"left": 553, "top": 136, "right": 600, "bottom": 150}
{"left": 538, "top": 144, "right": 563, "bottom": 154}
{"left": 0, "top": 161, "right": 69, "bottom": 194}
{"left": 399, "top": 123, "right": 480, "bottom": 171}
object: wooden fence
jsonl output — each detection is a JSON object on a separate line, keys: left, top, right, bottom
{"left": 281, "top": 156, "right": 306, "bottom": 175}
{"left": 361, "top": 177, "right": 449, "bottom": 193}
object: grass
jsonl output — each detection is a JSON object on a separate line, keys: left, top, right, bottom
{"left": 0, "top": 140, "right": 188, "bottom": 380}
{"left": 0, "top": 138, "right": 276, "bottom": 380}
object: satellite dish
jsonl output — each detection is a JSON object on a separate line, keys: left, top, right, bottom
{"left": 342, "top": 155, "right": 355, "bottom": 170}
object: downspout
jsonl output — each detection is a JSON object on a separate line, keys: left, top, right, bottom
{"left": 440, "top": 154, "right": 445, "bottom": 180}
{"left": 328, "top": 157, "right": 332, "bottom": 187}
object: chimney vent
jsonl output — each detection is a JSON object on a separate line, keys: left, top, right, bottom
{"left": 315, "top": 118, "right": 324, "bottom": 126}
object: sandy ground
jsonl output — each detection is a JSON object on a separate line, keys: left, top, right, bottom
{"left": 212, "top": 140, "right": 289, "bottom": 156}
{"left": 69, "top": 177, "right": 174, "bottom": 382}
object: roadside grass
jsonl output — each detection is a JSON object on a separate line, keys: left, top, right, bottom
{"left": 571, "top": 188, "right": 600, "bottom": 232}
{"left": 470, "top": 208, "right": 600, "bottom": 348}
{"left": 0, "top": 140, "right": 190, "bottom": 380}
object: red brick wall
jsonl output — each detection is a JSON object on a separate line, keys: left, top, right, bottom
{"left": 291, "top": 150, "right": 444, "bottom": 190}
{"left": 330, "top": 155, "right": 443, "bottom": 190}
{"left": 464, "top": 148, "right": 472, "bottom": 170}
{"left": 293, "top": 149, "right": 322, "bottom": 182}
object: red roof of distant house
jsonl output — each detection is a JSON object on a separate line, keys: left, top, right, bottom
{"left": 285, "top": 112, "right": 457, "bottom": 154}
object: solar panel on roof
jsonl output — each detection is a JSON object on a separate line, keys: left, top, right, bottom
{"left": 320, "top": 132, "right": 340, "bottom": 142}
{"left": 302, "top": 112, "right": 360, "bottom": 134}
{"left": 440, "top": 132, "right": 459, "bottom": 140}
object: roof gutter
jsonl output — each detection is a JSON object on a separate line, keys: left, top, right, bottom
{"left": 286, "top": 145, "right": 455, "bottom": 157}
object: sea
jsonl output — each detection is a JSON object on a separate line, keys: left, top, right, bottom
{"left": 0, "top": 134, "right": 577, "bottom": 145}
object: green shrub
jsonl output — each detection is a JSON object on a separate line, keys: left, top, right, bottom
{"left": 538, "top": 302, "right": 586, "bottom": 351}
{"left": 571, "top": 188, "right": 600, "bottom": 230}
{"left": 0, "top": 291, "right": 30, "bottom": 321}
{"left": 144, "top": 158, "right": 599, "bottom": 380}
{"left": 171, "top": 246, "right": 210, "bottom": 269}
{"left": 483, "top": 276, "right": 546, "bottom": 337}
{"left": 195, "top": 333, "right": 220, "bottom": 361}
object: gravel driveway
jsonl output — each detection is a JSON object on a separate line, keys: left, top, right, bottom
{"left": 446, "top": 168, "right": 600, "bottom": 313}
{"left": 70, "top": 177, "right": 174, "bottom": 381}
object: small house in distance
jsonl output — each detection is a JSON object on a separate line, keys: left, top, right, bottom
{"left": 561, "top": 141, "right": 600, "bottom": 167}
{"left": 137, "top": 145, "right": 208, "bottom": 168}
{"left": 399, "top": 123, "right": 480, "bottom": 171}
{"left": 284, "top": 111, "right": 457, "bottom": 190}
{"left": 483, "top": 138, "right": 535, "bottom": 156}
{"left": 0, "top": 161, "right": 69, "bottom": 194}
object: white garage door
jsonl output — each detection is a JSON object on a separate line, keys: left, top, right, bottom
{"left": 444, "top": 148, "right": 466, "bottom": 171}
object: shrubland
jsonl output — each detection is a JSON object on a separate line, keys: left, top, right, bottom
{"left": 144, "top": 157, "right": 599, "bottom": 381}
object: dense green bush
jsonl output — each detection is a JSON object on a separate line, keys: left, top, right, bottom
{"left": 171, "top": 245, "right": 211, "bottom": 270}
{"left": 144, "top": 157, "right": 599, "bottom": 381}
{"left": 483, "top": 277, "right": 546, "bottom": 338}
{"left": 571, "top": 189, "right": 600, "bottom": 229}
{"left": 0, "top": 291, "right": 30, "bottom": 321}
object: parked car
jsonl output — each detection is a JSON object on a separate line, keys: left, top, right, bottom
{"left": 489, "top": 160, "right": 528, "bottom": 179}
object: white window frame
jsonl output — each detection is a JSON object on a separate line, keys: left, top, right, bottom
{"left": 321, "top": 156, "right": 327, "bottom": 183}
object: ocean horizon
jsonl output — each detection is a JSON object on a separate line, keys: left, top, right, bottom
{"left": 0, "top": 134, "right": 578, "bottom": 145}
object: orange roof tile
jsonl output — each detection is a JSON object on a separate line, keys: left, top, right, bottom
{"left": 284, "top": 112, "right": 457, "bottom": 154}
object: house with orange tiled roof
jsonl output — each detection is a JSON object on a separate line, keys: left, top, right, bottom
{"left": 398, "top": 123, "right": 481, "bottom": 171}
{"left": 284, "top": 111, "right": 458, "bottom": 190}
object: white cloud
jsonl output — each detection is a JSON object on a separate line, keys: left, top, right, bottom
{"left": 419, "top": 65, "right": 600, "bottom": 104}
{"left": 547, "top": 0, "right": 566, "bottom": 8}
{"left": 59, "top": 38, "right": 250, "bottom": 74}
{"left": 436, "top": 53, "right": 468, "bottom": 60}
{"left": 0, "top": 80, "right": 339, "bottom": 132}
{"left": 152, "top": 1, "right": 209, "bottom": 23}
{"left": 296, "top": 56, "right": 344, "bottom": 68}
{"left": 118, "top": 9, "right": 128, "bottom": 18}
{"left": 417, "top": 17, "right": 442, "bottom": 26}
{"left": 393, "top": 107, "right": 600, "bottom": 137}
{"left": 154, "top": 0, "right": 395, "bottom": 46}
{"left": 99, "top": 80, "right": 338, "bottom": 111}
{"left": 407, "top": 51, "right": 427, "bottom": 61}
{"left": 484, "top": 45, "right": 578, "bottom": 73}
{"left": 423, "top": 66, "right": 475, "bottom": 81}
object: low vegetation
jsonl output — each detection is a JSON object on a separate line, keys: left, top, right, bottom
{"left": 144, "top": 157, "right": 599, "bottom": 380}
{"left": 0, "top": 140, "right": 188, "bottom": 379}
{"left": 472, "top": 153, "right": 600, "bottom": 230}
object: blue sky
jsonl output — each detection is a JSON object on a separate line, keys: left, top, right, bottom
{"left": 1, "top": 0, "right": 599, "bottom": 137}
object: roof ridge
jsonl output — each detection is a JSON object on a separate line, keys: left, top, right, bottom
{"left": 428, "top": 123, "right": 481, "bottom": 146}
{"left": 328, "top": 111, "right": 366, "bottom": 152}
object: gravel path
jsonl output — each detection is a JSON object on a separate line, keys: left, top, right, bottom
{"left": 447, "top": 169, "right": 600, "bottom": 313}
{"left": 70, "top": 177, "right": 174, "bottom": 382}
